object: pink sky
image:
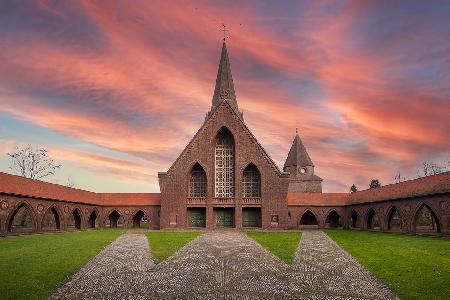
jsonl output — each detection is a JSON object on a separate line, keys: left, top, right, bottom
{"left": 0, "top": 1, "right": 449, "bottom": 192}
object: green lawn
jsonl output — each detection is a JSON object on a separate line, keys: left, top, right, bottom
{"left": 246, "top": 231, "right": 301, "bottom": 264}
{"left": 326, "top": 230, "right": 450, "bottom": 300}
{"left": 147, "top": 231, "right": 201, "bottom": 263}
{"left": 0, "top": 229, "right": 123, "bottom": 300}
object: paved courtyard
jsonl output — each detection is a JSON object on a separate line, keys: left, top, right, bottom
{"left": 50, "top": 231, "right": 397, "bottom": 300}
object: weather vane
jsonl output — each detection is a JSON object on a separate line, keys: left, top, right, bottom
{"left": 221, "top": 23, "right": 228, "bottom": 41}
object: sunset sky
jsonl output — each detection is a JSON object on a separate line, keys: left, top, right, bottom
{"left": 0, "top": 1, "right": 449, "bottom": 193}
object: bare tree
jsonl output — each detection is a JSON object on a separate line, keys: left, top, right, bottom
{"left": 7, "top": 145, "right": 61, "bottom": 180}
{"left": 417, "top": 160, "right": 450, "bottom": 178}
{"left": 394, "top": 172, "right": 406, "bottom": 184}
{"left": 66, "top": 176, "right": 76, "bottom": 188}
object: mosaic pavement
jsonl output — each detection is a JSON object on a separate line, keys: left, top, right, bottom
{"left": 50, "top": 231, "right": 397, "bottom": 300}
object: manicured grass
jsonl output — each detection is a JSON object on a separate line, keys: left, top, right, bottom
{"left": 246, "top": 231, "right": 301, "bottom": 264}
{"left": 326, "top": 230, "right": 450, "bottom": 300}
{"left": 0, "top": 229, "right": 123, "bottom": 300}
{"left": 147, "top": 231, "right": 201, "bottom": 263}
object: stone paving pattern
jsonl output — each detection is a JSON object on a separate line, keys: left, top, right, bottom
{"left": 50, "top": 231, "right": 397, "bottom": 300}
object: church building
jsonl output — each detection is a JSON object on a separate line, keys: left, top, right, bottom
{"left": 0, "top": 42, "right": 448, "bottom": 236}
{"left": 157, "top": 42, "right": 322, "bottom": 229}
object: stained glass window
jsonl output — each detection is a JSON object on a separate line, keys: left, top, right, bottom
{"left": 243, "top": 164, "right": 260, "bottom": 197}
{"left": 215, "top": 129, "right": 234, "bottom": 197}
{"left": 189, "top": 163, "right": 207, "bottom": 198}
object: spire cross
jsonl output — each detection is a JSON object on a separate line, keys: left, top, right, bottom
{"left": 221, "top": 24, "right": 228, "bottom": 41}
{"left": 296, "top": 128, "right": 298, "bottom": 134}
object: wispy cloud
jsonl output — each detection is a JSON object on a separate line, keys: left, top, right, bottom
{"left": 0, "top": 0, "right": 449, "bottom": 192}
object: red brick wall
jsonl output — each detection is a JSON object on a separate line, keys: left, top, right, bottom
{"left": 159, "top": 101, "right": 290, "bottom": 229}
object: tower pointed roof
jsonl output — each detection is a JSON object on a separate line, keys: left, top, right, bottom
{"left": 284, "top": 130, "right": 314, "bottom": 169}
{"left": 210, "top": 42, "right": 239, "bottom": 113}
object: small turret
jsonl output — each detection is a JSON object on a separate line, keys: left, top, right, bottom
{"left": 284, "top": 129, "right": 322, "bottom": 192}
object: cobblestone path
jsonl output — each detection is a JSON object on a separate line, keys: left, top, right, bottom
{"left": 49, "top": 233, "right": 154, "bottom": 300}
{"left": 49, "top": 231, "right": 397, "bottom": 300}
{"left": 291, "top": 231, "right": 397, "bottom": 300}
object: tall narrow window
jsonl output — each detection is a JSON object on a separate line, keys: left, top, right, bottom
{"left": 215, "top": 128, "right": 234, "bottom": 197}
{"left": 243, "top": 164, "right": 261, "bottom": 197}
{"left": 190, "top": 163, "right": 207, "bottom": 198}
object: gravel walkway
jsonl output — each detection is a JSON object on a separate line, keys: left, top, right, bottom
{"left": 49, "top": 231, "right": 397, "bottom": 300}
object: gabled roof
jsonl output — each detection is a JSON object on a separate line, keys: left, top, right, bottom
{"left": 0, "top": 172, "right": 161, "bottom": 206}
{"left": 165, "top": 99, "right": 288, "bottom": 177}
{"left": 164, "top": 42, "right": 288, "bottom": 177}
{"left": 284, "top": 132, "right": 314, "bottom": 168}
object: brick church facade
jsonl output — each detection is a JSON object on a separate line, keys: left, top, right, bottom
{"left": 0, "top": 42, "right": 449, "bottom": 235}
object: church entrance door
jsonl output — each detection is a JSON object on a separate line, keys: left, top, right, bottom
{"left": 215, "top": 208, "right": 234, "bottom": 227}
{"left": 242, "top": 207, "right": 261, "bottom": 227}
{"left": 188, "top": 208, "right": 206, "bottom": 227}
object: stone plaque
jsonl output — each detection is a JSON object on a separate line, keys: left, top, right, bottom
{"left": 37, "top": 204, "right": 44, "bottom": 212}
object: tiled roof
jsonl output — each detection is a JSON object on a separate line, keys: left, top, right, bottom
{"left": 288, "top": 193, "right": 349, "bottom": 206}
{"left": 101, "top": 193, "right": 160, "bottom": 206}
{"left": 348, "top": 171, "right": 450, "bottom": 204}
{"left": 0, "top": 172, "right": 160, "bottom": 206}
{"left": 288, "top": 171, "right": 450, "bottom": 206}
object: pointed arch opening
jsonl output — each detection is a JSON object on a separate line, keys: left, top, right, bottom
{"left": 88, "top": 210, "right": 98, "bottom": 229}
{"left": 8, "top": 203, "right": 34, "bottom": 233}
{"left": 299, "top": 210, "right": 318, "bottom": 225}
{"left": 325, "top": 210, "right": 341, "bottom": 228}
{"left": 387, "top": 207, "right": 402, "bottom": 231}
{"left": 132, "top": 210, "right": 147, "bottom": 228}
{"left": 415, "top": 204, "right": 440, "bottom": 233}
{"left": 189, "top": 163, "right": 207, "bottom": 198}
{"left": 242, "top": 163, "right": 261, "bottom": 198}
{"left": 68, "top": 208, "right": 82, "bottom": 230}
{"left": 42, "top": 206, "right": 60, "bottom": 231}
{"left": 367, "top": 208, "right": 380, "bottom": 230}
{"left": 107, "top": 210, "right": 123, "bottom": 228}
{"left": 350, "top": 210, "right": 359, "bottom": 228}
{"left": 215, "top": 127, "right": 235, "bottom": 198}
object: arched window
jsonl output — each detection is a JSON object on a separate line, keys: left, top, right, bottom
{"left": 367, "top": 208, "right": 380, "bottom": 230}
{"left": 108, "top": 210, "right": 122, "bottom": 228}
{"left": 242, "top": 164, "right": 261, "bottom": 198}
{"left": 189, "top": 163, "right": 207, "bottom": 198}
{"left": 215, "top": 127, "right": 234, "bottom": 198}
{"left": 8, "top": 204, "right": 34, "bottom": 233}
{"left": 88, "top": 211, "right": 98, "bottom": 229}
{"left": 299, "top": 210, "right": 318, "bottom": 225}
{"left": 68, "top": 209, "right": 82, "bottom": 230}
{"left": 133, "top": 210, "right": 146, "bottom": 228}
{"left": 415, "top": 204, "right": 440, "bottom": 233}
{"left": 351, "top": 210, "right": 358, "bottom": 228}
{"left": 388, "top": 207, "right": 402, "bottom": 231}
{"left": 42, "top": 207, "right": 60, "bottom": 231}
{"left": 325, "top": 210, "right": 341, "bottom": 228}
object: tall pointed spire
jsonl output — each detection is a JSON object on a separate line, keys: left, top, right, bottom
{"left": 207, "top": 42, "right": 241, "bottom": 119}
{"left": 284, "top": 130, "right": 314, "bottom": 170}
